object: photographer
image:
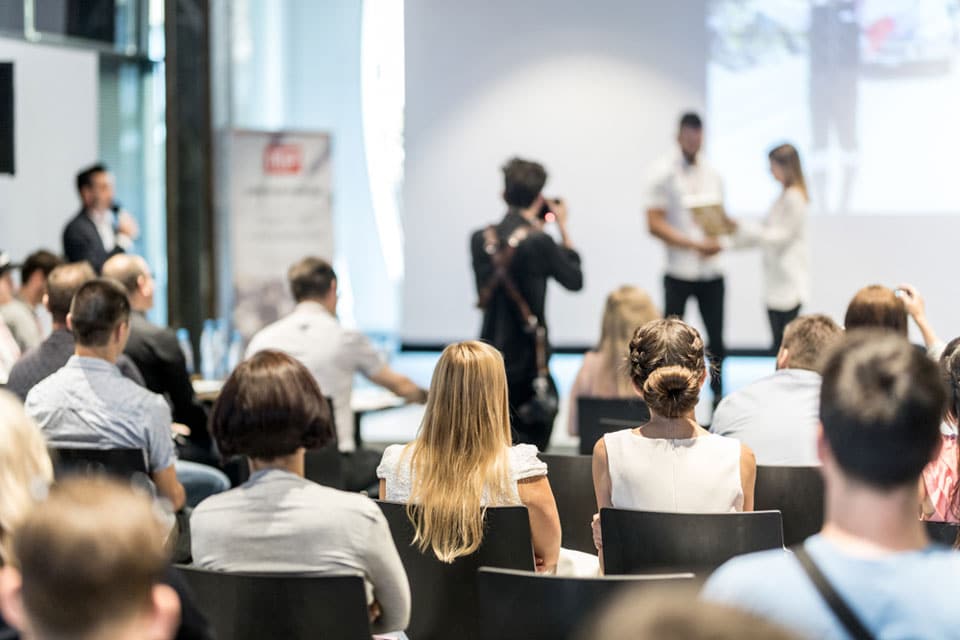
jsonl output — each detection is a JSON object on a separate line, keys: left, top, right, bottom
{"left": 470, "top": 157, "right": 583, "bottom": 450}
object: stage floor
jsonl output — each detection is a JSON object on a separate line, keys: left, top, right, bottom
{"left": 358, "top": 352, "right": 777, "bottom": 453}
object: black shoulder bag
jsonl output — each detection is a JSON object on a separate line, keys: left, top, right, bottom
{"left": 476, "top": 225, "right": 558, "bottom": 426}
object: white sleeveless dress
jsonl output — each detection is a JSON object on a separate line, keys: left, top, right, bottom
{"left": 603, "top": 428, "right": 744, "bottom": 512}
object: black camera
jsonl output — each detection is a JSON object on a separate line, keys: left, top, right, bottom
{"left": 538, "top": 197, "right": 561, "bottom": 221}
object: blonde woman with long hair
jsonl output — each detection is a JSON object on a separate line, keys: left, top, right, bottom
{"left": 729, "top": 143, "right": 810, "bottom": 352}
{"left": 377, "top": 341, "right": 562, "bottom": 572}
{"left": 568, "top": 286, "right": 659, "bottom": 435}
{"left": 0, "top": 390, "right": 54, "bottom": 564}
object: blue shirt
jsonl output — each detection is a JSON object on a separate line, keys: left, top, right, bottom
{"left": 25, "top": 355, "right": 175, "bottom": 472}
{"left": 702, "top": 534, "right": 960, "bottom": 639}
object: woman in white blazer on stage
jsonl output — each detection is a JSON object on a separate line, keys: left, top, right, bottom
{"left": 730, "top": 143, "right": 810, "bottom": 352}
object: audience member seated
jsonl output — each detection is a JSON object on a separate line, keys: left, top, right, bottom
{"left": 0, "top": 390, "right": 213, "bottom": 640}
{"left": 103, "top": 254, "right": 213, "bottom": 461}
{"left": 0, "top": 391, "right": 54, "bottom": 567}
{"left": 0, "top": 477, "right": 180, "bottom": 640}
{"left": 567, "top": 286, "right": 659, "bottom": 435}
{"left": 0, "top": 318, "right": 19, "bottom": 386}
{"left": 712, "top": 314, "right": 842, "bottom": 465}
{"left": 844, "top": 283, "right": 944, "bottom": 358}
{"left": 62, "top": 164, "right": 138, "bottom": 273}
{"left": 0, "top": 252, "right": 40, "bottom": 353}
{"left": 921, "top": 336, "right": 960, "bottom": 523}
{"left": 24, "top": 279, "right": 228, "bottom": 509}
{"left": 14, "top": 250, "right": 61, "bottom": 339}
{"left": 579, "top": 588, "right": 801, "bottom": 640}
{"left": 378, "top": 340, "right": 562, "bottom": 572}
{"left": 6, "top": 262, "right": 144, "bottom": 401}
{"left": 190, "top": 350, "right": 410, "bottom": 634}
{"left": 245, "top": 256, "right": 427, "bottom": 491}
{"left": 703, "top": 330, "right": 960, "bottom": 637}
{"left": 593, "top": 318, "right": 756, "bottom": 518}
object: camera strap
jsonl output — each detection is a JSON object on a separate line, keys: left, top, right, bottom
{"left": 477, "top": 225, "right": 549, "bottom": 380}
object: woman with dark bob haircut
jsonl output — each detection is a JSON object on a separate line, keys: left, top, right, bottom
{"left": 189, "top": 351, "right": 411, "bottom": 634}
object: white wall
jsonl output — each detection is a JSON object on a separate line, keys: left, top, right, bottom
{"left": 0, "top": 38, "right": 97, "bottom": 266}
{"left": 404, "top": 0, "right": 710, "bottom": 347}
{"left": 403, "top": 0, "right": 960, "bottom": 348}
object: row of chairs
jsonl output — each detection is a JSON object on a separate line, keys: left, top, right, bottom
{"left": 543, "top": 453, "right": 825, "bottom": 552}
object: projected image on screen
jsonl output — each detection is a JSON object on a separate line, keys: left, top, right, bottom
{"left": 707, "top": 0, "right": 960, "bottom": 216}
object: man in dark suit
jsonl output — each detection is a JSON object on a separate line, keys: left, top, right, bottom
{"left": 102, "top": 254, "right": 213, "bottom": 461}
{"left": 470, "top": 157, "right": 583, "bottom": 450}
{"left": 62, "top": 164, "right": 139, "bottom": 273}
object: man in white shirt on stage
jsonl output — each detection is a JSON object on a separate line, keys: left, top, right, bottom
{"left": 646, "top": 112, "right": 726, "bottom": 402}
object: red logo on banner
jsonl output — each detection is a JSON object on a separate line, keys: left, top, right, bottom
{"left": 263, "top": 144, "right": 303, "bottom": 175}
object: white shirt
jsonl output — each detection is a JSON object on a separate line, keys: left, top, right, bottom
{"left": 646, "top": 152, "right": 725, "bottom": 280}
{"left": 376, "top": 443, "right": 547, "bottom": 504}
{"left": 88, "top": 209, "right": 117, "bottom": 252}
{"left": 711, "top": 368, "right": 821, "bottom": 466}
{"left": 603, "top": 428, "right": 744, "bottom": 512}
{"left": 731, "top": 187, "right": 809, "bottom": 311}
{"left": 245, "top": 302, "right": 386, "bottom": 452}
{"left": 0, "top": 317, "right": 20, "bottom": 384}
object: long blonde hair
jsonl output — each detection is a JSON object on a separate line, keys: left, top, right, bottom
{"left": 0, "top": 390, "right": 54, "bottom": 564}
{"left": 597, "top": 286, "right": 660, "bottom": 397}
{"left": 769, "top": 143, "right": 809, "bottom": 202}
{"left": 407, "top": 341, "right": 516, "bottom": 562}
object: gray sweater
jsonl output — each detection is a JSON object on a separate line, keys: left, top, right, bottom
{"left": 190, "top": 468, "right": 410, "bottom": 633}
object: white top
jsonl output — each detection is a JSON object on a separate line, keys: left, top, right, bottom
{"left": 711, "top": 368, "right": 821, "bottom": 466}
{"left": 89, "top": 208, "right": 118, "bottom": 252}
{"left": 646, "top": 152, "right": 725, "bottom": 280}
{"left": 730, "top": 187, "right": 809, "bottom": 310}
{"left": 0, "top": 316, "right": 20, "bottom": 384}
{"left": 603, "top": 428, "right": 743, "bottom": 512}
{"left": 245, "top": 302, "right": 386, "bottom": 452}
{"left": 377, "top": 443, "right": 547, "bottom": 504}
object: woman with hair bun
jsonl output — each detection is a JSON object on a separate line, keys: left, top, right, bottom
{"left": 592, "top": 318, "right": 756, "bottom": 536}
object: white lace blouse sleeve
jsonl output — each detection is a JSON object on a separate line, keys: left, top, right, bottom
{"left": 510, "top": 444, "right": 548, "bottom": 482}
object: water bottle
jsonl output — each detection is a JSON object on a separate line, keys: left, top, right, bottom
{"left": 226, "top": 330, "right": 244, "bottom": 375}
{"left": 213, "top": 318, "right": 229, "bottom": 379}
{"left": 176, "top": 328, "right": 194, "bottom": 375}
{"left": 199, "top": 319, "right": 217, "bottom": 380}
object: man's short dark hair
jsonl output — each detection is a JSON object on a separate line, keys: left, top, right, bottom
{"left": 76, "top": 163, "right": 108, "bottom": 193}
{"left": 820, "top": 330, "right": 945, "bottom": 489}
{"left": 288, "top": 257, "right": 336, "bottom": 303}
{"left": 210, "top": 350, "right": 334, "bottom": 458}
{"left": 68, "top": 278, "right": 130, "bottom": 347}
{"left": 502, "top": 157, "right": 547, "bottom": 208}
{"left": 47, "top": 262, "right": 96, "bottom": 324}
{"left": 20, "top": 250, "right": 62, "bottom": 285}
{"left": 781, "top": 314, "right": 843, "bottom": 373}
{"left": 679, "top": 112, "right": 703, "bottom": 130}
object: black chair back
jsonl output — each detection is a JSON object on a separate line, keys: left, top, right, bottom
{"left": 577, "top": 397, "right": 649, "bottom": 455}
{"left": 477, "top": 567, "right": 695, "bottom": 640}
{"left": 754, "top": 465, "right": 824, "bottom": 547}
{"left": 925, "top": 520, "right": 960, "bottom": 546}
{"left": 51, "top": 447, "right": 148, "bottom": 483}
{"left": 175, "top": 565, "right": 371, "bottom": 640}
{"left": 304, "top": 441, "right": 344, "bottom": 489}
{"left": 377, "top": 501, "right": 534, "bottom": 640}
{"left": 539, "top": 453, "right": 597, "bottom": 553}
{"left": 601, "top": 508, "right": 784, "bottom": 575}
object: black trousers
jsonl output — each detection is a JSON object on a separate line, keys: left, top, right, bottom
{"left": 664, "top": 275, "right": 725, "bottom": 400}
{"left": 768, "top": 305, "right": 801, "bottom": 354}
{"left": 508, "top": 375, "right": 558, "bottom": 452}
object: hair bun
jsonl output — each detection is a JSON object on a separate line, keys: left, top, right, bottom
{"left": 642, "top": 366, "right": 701, "bottom": 418}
